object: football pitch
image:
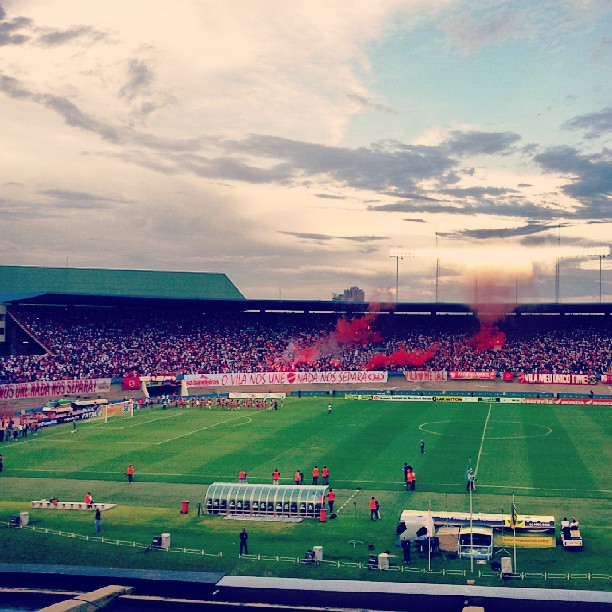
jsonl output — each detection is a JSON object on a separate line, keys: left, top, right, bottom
{"left": 1, "top": 397, "right": 611, "bottom": 588}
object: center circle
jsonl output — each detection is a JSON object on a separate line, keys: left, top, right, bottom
{"left": 419, "top": 420, "right": 552, "bottom": 439}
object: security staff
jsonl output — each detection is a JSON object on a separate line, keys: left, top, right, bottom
{"left": 322, "top": 466, "right": 329, "bottom": 484}
{"left": 312, "top": 466, "right": 319, "bottom": 485}
{"left": 327, "top": 488, "right": 336, "bottom": 514}
{"left": 239, "top": 528, "right": 249, "bottom": 556}
{"left": 407, "top": 468, "right": 416, "bottom": 491}
{"left": 370, "top": 497, "right": 379, "bottom": 520}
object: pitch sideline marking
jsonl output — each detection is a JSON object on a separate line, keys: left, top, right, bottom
{"left": 6, "top": 467, "right": 611, "bottom": 494}
{"left": 474, "top": 403, "right": 492, "bottom": 478}
{"left": 154, "top": 411, "right": 266, "bottom": 445}
{"left": 336, "top": 489, "right": 361, "bottom": 515}
{"left": 35, "top": 411, "right": 183, "bottom": 440}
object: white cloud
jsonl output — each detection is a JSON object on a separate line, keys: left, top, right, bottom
{"left": 0, "top": 0, "right": 609, "bottom": 302}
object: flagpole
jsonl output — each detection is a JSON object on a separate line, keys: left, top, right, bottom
{"left": 469, "top": 485, "right": 474, "bottom": 574}
{"left": 513, "top": 493, "right": 517, "bottom": 572}
{"left": 428, "top": 500, "right": 432, "bottom": 572}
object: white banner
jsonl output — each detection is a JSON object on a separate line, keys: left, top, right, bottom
{"left": 0, "top": 378, "right": 111, "bottom": 400}
{"left": 184, "top": 371, "right": 388, "bottom": 387}
{"left": 403, "top": 371, "right": 447, "bottom": 382}
{"left": 518, "top": 373, "right": 597, "bottom": 385}
{"left": 449, "top": 371, "right": 496, "bottom": 380}
{"left": 525, "top": 397, "right": 612, "bottom": 406}
{"left": 373, "top": 394, "right": 480, "bottom": 403}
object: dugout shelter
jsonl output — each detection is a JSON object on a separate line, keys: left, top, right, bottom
{"left": 205, "top": 483, "right": 328, "bottom": 518}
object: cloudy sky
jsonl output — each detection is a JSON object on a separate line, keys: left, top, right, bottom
{"left": 1, "top": 0, "right": 610, "bottom": 303}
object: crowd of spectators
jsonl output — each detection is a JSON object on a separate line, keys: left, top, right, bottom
{"left": 0, "top": 305, "right": 610, "bottom": 384}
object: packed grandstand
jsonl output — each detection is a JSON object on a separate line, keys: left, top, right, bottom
{"left": 0, "top": 266, "right": 610, "bottom": 386}
{"left": 1, "top": 304, "right": 611, "bottom": 385}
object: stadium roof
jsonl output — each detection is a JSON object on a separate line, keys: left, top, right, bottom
{"left": 0, "top": 265, "right": 245, "bottom": 303}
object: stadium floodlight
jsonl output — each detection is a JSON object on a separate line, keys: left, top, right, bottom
{"left": 555, "top": 246, "right": 610, "bottom": 303}
{"left": 389, "top": 250, "right": 415, "bottom": 304}
{"left": 557, "top": 246, "right": 610, "bottom": 259}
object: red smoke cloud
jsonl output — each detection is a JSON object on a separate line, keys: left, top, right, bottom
{"left": 364, "top": 345, "right": 439, "bottom": 370}
{"left": 286, "top": 308, "right": 384, "bottom": 367}
{"left": 334, "top": 312, "right": 383, "bottom": 346}
{"left": 469, "top": 273, "right": 514, "bottom": 352}
{"left": 469, "top": 326, "right": 506, "bottom": 352}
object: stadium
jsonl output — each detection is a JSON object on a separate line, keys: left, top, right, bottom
{"left": 0, "top": 264, "right": 610, "bottom": 611}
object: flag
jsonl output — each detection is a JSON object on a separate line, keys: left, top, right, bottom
{"left": 122, "top": 376, "right": 140, "bottom": 391}
{"left": 427, "top": 500, "right": 434, "bottom": 572}
{"left": 427, "top": 500, "right": 434, "bottom": 536}
{"left": 510, "top": 496, "right": 518, "bottom": 528}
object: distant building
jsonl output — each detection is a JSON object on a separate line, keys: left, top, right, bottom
{"left": 332, "top": 286, "right": 365, "bottom": 303}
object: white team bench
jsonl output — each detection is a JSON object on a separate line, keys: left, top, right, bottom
{"left": 31, "top": 500, "right": 117, "bottom": 511}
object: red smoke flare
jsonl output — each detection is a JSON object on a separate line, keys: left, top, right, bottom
{"left": 469, "top": 273, "right": 514, "bottom": 352}
{"left": 364, "top": 344, "right": 439, "bottom": 370}
{"left": 469, "top": 325, "right": 506, "bottom": 352}
{"left": 283, "top": 307, "right": 385, "bottom": 367}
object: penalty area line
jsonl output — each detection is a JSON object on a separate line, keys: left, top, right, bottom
{"left": 154, "top": 411, "right": 265, "bottom": 445}
{"left": 102, "top": 412, "right": 184, "bottom": 430}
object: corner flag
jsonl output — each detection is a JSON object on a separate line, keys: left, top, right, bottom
{"left": 510, "top": 495, "right": 517, "bottom": 529}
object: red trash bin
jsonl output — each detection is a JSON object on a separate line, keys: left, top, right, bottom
{"left": 181, "top": 500, "right": 189, "bottom": 514}
{"left": 319, "top": 507, "right": 327, "bottom": 522}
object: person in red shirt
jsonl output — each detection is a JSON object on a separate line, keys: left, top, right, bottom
{"left": 239, "top": 470, "right": 247, "bottom": 483}
{"left": 322, "top": 466, "right": 329, "bottom": 485}
{"left": 312, "top": 466, "right": 319, "bottom": 485}
{"left": 84, "top": 492, "right": 93, "bottom": 509}
{"left": 272, "top": 469, "right": 280, "bottom": 485}
{"left": 126, "top": 464, "right": 134, "bottom": 484}
{"left": 369, "top": 497, "right": 379, "bottom": 520}
{"left": 327, "top": 488, "right": 336, "bottom": 514}
{"left": 294, "top": 470, "right": 301, "bottom": 485}
{"left": 407, "top": 468, "right": 416, "bottom": 491}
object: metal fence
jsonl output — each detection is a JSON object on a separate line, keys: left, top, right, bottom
{"left": 3, "top": 519, "right": 610, "bottom": 584}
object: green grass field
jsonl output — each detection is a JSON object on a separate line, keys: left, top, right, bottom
{"left": 1, "top": 397, "right": 610, "bottom": 590}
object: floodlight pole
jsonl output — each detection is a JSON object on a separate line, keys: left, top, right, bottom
{"left": 435, "top": 231, "right": 440, "bottom": 303}
{"left": 556, "top": 248, "right": 609, "bottom": 303}
{"left": 555, "top": 224, "right": 561, "bottom": 303}
{"left": 389, "top": 250, "right": 415, "bottom": 305}
{"left": 600, "top": 255, "right": 605, "bottom": 303}
{"left": 395, "top": 256, "right": 400, "bottom": 304}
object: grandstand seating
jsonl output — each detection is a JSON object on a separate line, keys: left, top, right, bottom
{"left": 0, "top": 306, "right": 610, "bottom": 384}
